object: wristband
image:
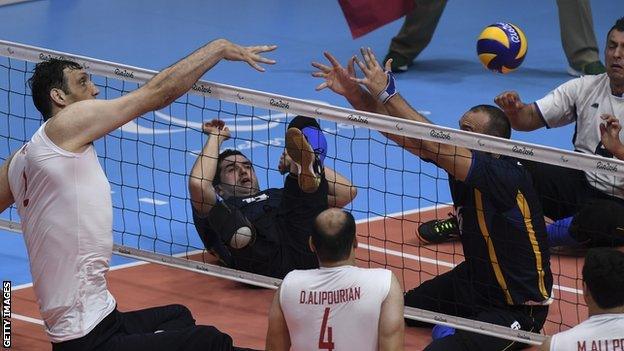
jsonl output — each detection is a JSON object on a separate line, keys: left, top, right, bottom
{"left": 377, "top": 71, "right": 398, "bottom": 104}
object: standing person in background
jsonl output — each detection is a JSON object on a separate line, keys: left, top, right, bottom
{"left": 384, "top": 0, "right": 605, "bottom": 76}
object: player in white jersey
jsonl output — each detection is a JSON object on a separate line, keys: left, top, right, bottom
{"left": 266, "top": 208, "right": 404, "bottom": 351}
{"left": 539, "top": 248, "right": 624, "bottom": 351}
{"left": 0, "top": 39, "right": 276, "bottom": 351}
{"left": 495, "top": 17, "right": 624, "bottom": 249}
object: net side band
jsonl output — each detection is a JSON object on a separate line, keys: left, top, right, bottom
{"left": 0, "top": 39, "right": 622, "bottom": 178}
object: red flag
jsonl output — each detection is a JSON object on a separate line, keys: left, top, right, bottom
{"left": 338, "top": 0, "right": 415, "bottom": 39}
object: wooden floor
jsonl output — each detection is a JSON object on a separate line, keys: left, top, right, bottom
{"left": 9, "top": 261, "right": 435, "bottom": 350}
{"left": 7, "top": 206, "right": 587, "bottom": 350}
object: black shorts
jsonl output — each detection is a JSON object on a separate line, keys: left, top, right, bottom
{"left": 404, "top": 263, "right": 548, "bottom": 351}
{"left": 52, "top": 305, "right": 234, "bottom": 351}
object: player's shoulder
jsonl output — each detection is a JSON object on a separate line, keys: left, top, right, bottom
{"left": 282, "top": 269, "right": 311, "bottom": 282}
{"left": 472, "top": 151, "right": 520, "bottom": 172}
{"left": 351, "top": 266, "right": 393, "bottom": 281}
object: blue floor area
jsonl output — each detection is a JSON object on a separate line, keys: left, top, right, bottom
{"left": 0, "top": 0, "right": 622, "bottom": 285}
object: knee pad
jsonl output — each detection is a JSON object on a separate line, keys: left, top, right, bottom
{"left": 208, "top": 201, "right": 256, "bottom": 249}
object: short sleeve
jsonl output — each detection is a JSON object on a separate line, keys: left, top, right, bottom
{"left": 535, "top": 77, "right": 582, "bottom": 128}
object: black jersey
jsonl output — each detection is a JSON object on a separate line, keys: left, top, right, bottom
{"left": 449, "top": 151, "right": 553, "bottom": 305}
{"left": 192, "top": 188, "right": 286, "bottom": 277}
{"left": 192, "top": 179, "right": 323, "bottom": 279}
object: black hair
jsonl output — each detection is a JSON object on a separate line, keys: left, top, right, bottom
{"left": 583, "top": 248, "right": 624, "bottom": 309}
{"left": 469, "top": 104, "right": 512, "bottom": 139}
{"left": 213, "top": 149, "right": 246, "bottom": 186}
{"left": 311, "top": 210, "right": 356, "bottom": 262}
{"left": 27, "top": 58, "right": 83, "bottom": 121}
{"left": 607, "top": 17, "right": 624, "bottom": 40}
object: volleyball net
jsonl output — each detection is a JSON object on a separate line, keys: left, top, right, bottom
{"left": 2, "top": 40, "right": 623, "bottom": 344}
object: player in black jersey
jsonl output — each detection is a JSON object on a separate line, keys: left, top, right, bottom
{"left": 189, "top": 116, "right": 357, "bottom": 279}
{"left": 312, "top": 48, "right": 553, "bottom": 350}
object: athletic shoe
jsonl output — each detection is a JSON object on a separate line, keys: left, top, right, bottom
{"left": 567, "top": 61, "right": 606, "bottom": 77}
{"left": 286, "top": 127, "right": 321, "bottom": 193}
{"left": 417, "top": 214, "right": 460, "bottom": 244}
{"left": 383, "top": 51, "right": 413, "bottom": 73}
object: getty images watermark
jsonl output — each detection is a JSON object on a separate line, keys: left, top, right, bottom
{"left": 2, "top": 281, "right": 10, "bottom": 348}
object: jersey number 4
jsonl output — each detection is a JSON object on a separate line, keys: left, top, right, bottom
{"left": 318, "top": 307, "right": 334, "bottom": 351}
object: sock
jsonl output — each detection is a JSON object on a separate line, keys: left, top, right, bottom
{"left": 301, "top": 126, "right": 327, "bottom": 164}
{"left": 547, "top": 216, "right": 580, "bottom": 247}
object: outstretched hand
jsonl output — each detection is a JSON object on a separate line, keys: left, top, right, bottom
{"left": 311, "top": 52, "right": 360, "bottom": 97}
{"left": 600, "top": 114, "right": 624, "bottom": 157}
{"left": 202, "top": 119, "right": 231, "bottom": 142}
{"left": 351, "top": 47, "right": 391, "bottom": 97}
{"left": 222, "top": 40, "right": 277, "bottom": 72}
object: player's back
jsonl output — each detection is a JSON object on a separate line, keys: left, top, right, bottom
{"left": 549, "top": 313, "right": 624, "bottom": 351}
{"left": 280, "top": 265, "right": 391, "bottom": 351}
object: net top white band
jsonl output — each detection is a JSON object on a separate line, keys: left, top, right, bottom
{"left": 1, "top": 39, "right": 623, "bottom": 178}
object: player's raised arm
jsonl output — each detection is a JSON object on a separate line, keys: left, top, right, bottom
{"left": 494, "top": 91, "right": 544, "bottom": 131}
{"left": 46, "top": 39, "right": 276, "bottom": 152}
{"left": 189, "top": 120, "right": 231, "bottom": 217}
{"left": 351, "top": 47, "right": 473, "bottom": 181}
{"left": 312, "top": 51, "right": 388, "bottom": 116}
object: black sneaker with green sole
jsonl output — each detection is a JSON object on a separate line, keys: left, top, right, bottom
{"left": 417, "top": 214, "right": 460, "bottom": 244}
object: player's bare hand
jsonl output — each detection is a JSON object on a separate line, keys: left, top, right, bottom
{"left": 311, "top": 51, "right": 360, "bottom": 97}
{"left": 600, "top": 114, "right": 624, "bottom": 155}
{"left": 494, "top": 91, "right": 524, "bottom": 115}
{"left": 220, "top": 39, "right": 277, "bottom": 72}
{"left": 202, "top": 119, "right": 231, "bottom": 142}
{"left": 351, "top": 47, "right": 388, "bottom": 97}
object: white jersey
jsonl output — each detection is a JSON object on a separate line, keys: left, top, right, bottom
{"left": 280, "top": 265, "right": 391, "bottom": 351}
{"left": 536, "top": 73, "right": 624, "bottom": 199}
{"left": 8, "top": 123, "right": 116, "bottom": 342}
{"left": 549, "top": 314, "right": 624, "bottom": 351}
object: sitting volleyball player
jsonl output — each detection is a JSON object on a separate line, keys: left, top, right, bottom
{"left": 266, "top": 208, "right": 404, "bottom": 351}
{"left": 189, "top": 116, "right": 357, "bottom": 278}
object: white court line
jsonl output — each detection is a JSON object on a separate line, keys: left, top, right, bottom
{"left": 11, "top": 313, "right": 44, "bottom": 326}
{"left": 8, "top": 249, "right": 208, "bottom": 327}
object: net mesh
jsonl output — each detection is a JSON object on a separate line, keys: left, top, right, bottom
{"left": 3, "top": 40, "right": 622, "bottom": 342}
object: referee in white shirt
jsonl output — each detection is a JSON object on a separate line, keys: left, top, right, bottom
{"left": 494, "top": 17, "right": 624, "bottom": 249}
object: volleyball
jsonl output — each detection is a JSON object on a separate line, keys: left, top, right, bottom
{"left": 477, "top": 22, "right": 527, "bottom": 74}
